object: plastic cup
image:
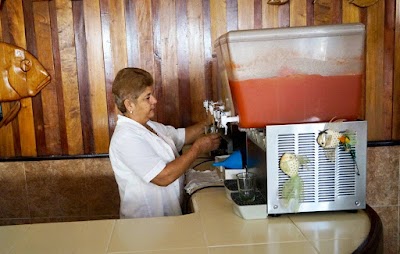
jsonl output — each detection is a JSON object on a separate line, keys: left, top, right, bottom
{"left": 236, "top": 172, "right": 256, "bottom": 202}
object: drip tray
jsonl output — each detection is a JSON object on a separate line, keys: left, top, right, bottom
{"left": 224, "top": 179, "right": 238, "bottom": 200}
{"left": 231, "top": 191, "right": 267, "bottom": 220}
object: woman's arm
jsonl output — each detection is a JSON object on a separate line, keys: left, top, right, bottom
{"left": 184, "top": 120, "right": 208, "bottom": 145}
{"left": 151, "top": 133, "right": 220, "bottom": 186}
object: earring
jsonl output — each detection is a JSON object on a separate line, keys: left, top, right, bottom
{"left": 129, "top": 110, "right": 133, "bottom": 114}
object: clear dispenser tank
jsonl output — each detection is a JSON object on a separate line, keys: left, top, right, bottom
{"left": 214, "top": 23, "right": 365, "bottom": 128}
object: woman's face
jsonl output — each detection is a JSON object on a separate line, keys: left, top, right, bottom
{"left": 129, "top": 85, "right": 157, "bottom": 124}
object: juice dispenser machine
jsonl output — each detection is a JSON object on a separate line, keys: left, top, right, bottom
{"left": 206, "top": 23, "right": 367, "bottom": 219}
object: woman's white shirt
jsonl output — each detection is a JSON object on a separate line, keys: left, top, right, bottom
{"left": 109, "top": 115, "right": 185, "bottom": 218}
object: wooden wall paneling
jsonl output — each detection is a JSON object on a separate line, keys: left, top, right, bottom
{"left": 313, "top": 0, "right": 342, "bottom": 25}
{"left": 176, "top": 0, "right": 190, "bottom": 126}
{"left": 394, "top": 0, "right": 400, "bottom": 139}
{"left": 262, "top": 0, "right": 280, "bottom": 28}
{"left": 23, "top": 0, "right": 46, "bottom": 156}
{"left": 188, "top": 0, "right": 207, "bottom": 124}
{"left": 55, "top": 0, "right": 83, "bottom": 155}
{"left": 238, "top": 0, "right": 254, "bottom": 29}
{"left": 342, "top": 0, "right": 361, "bottom": 23}
{"left": 159, "top": 0, "right": 179, "bottom": 126}
{"left": 83, "top": 0, "right": 109, "bottom": 153}
{"left": 7, "top": 0, "right": 37, "bottom": 156}
{"left": 48, "top": 0, "right": 68, "bottom": 155}
{"left": 33, "top": 1, "right": 62, "bottom": 155}
{"left": 209, "top": 0, "right": 226, "bottom": 101}
{"left": 290, "top": 0, "right": 307, "bottom": 27}
{"left": 0, "top": 7, "right": 15, "bottom": 157}
{"left": 151, "top": 0, "right": 163, "bottom": 123}
{"left": 0, "top": 103, "right": 15, "bottom": 157}
{"left": 125, "top": 0, "right": 139, "bottom": 67}
{"left": 342, "top": 0, "right": 365, "bottom": 122}
{"left": 202, "top": 0, "right": 214, "bottom": 102}
{"left": 254, "top": 0, "right": 262, "bottom": 29}
{"left": 73, "top": 0, "right": 94, "bottom": 154}
{"left": 99, "top": 0, "right": 127, "bottom": 136}
{"left": 210, "top": 0, "right": 227, "bottom": 44}
{"left": 384, "top": 0, "right": 395, "bottom": 140}
{"left": 135, "top": 0, "right": 155, "bottom": 75}
{"left": 365, "top": 0, "right": 387, "bottom": 140}
{"left": 226, "top": 0, "right": 238, "bottom": 32}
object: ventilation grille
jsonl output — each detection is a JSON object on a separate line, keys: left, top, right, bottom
{"left": 276, "top": 131, "right": 357, "bottom": 204}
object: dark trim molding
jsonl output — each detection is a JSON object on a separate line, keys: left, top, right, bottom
{"left": 0, "top": 153, "right": 109, "bottom": 162}
{"left": 367, "top": 140, "right": 400, "bottom": 147}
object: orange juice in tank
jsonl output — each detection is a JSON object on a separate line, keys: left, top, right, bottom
{"left": 215, "top": 23, "right": 365, "bottom": 128}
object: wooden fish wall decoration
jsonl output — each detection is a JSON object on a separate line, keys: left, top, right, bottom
{"left": 0, "top": 42, "right": 51, "bottom": 128}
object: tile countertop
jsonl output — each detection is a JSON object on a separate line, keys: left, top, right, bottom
{"left": 0, "top": 187, "right": 370, "bottom": 254}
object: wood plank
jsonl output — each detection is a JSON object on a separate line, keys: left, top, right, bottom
{"left": 176, "top": 0, "right": 190, "bottom": 126}
{"left": 73, "top": 0, "right": 94, "bottom": 154}
{"left": 0, "top": 4, "right": 16, "bottom": 157}
{"left": 210, "top": 0, "right": 226, "bottom": 44}
{"left": 55, "top": 0, "right": 83, "bottom": 154}
{"left": 365, "top": 0, "right": 387, "bottom": 140}
{"left": 159, "top": 0, "right": 179, "bottom": 126}
{"left": 314, "top": 0, "right": 341, "bottom": 25}
{"left": 99, "top": 0, "right": 127, "bottom": 136}
{"left": 7, "top": 0, "right": 37, "bottom": 156}
{"left": 393, "top": 0, "right": 400, "bottom": 139}
{"left": 226, "top": 0, "right": 238, "bottom": 31}
{"left": 209, "top": 0, "right": 226, "bottom": 101}
{"left": 48, "top": 0, "right": 68, "bottom": 155}
{"left": 188, "top": 0, "right": 206, "bottom": 124}
{"left": 135, "top": 0, "right": 154, "bottom": 73}
{"left": 342, "top": 0, "right": 363, "bottom": 120}
{"left": 238, "top": 0, "right": 254, "bottom": 29}
{"left": 125, "top": 0, "right": 139, "bottom": 67}
{"left": 0, "top": 103, "right": 15, "bottom": 157}
{"left": 342, "top": 0, "right": 361, "bottom": 23}
{"left": 83, "top": 0, "right": 110, "bottom": 153}
{"left": 202, "top": 0, "right": 214, "bottom": 101}
{"left": 24, "top": 0, "right": 47, "bottom": 156}
{"left": 290, "top": 0, "right": 307, "bottom": 27}
{"left": 262, "top": 0, "right": 280, "bottom": 28}
{"left": 254, "top": 0, "right": 262, "bottom": 29}
{"left": 151, "top": 0, "right": 163, "bottom": 123}
{"left": 33, "top": 1, "right": 62, "bottom": 155}
{"left": 383, "top": 0, "right": 395, "bottom": 140}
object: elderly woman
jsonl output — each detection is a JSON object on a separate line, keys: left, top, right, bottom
{"left": 109, "top": 68, "right": 220, "bottom": 218}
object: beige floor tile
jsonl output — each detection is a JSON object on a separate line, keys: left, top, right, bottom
{"left": 289, "top": 210, "right": 370, "bottom": 241}
{"left": 208, "top": 242, "right": 318, "bottom": 254}
{"left": 201, "top": 213, "right": 307, "bottom": 246}
{"left": 191, "top": 188, "right": 233, "bottom": 215}
{"left": 9, "top": 220, "right": 114, "bottom": 254}
{"left": 311, "top": 238, "right": 365, "bottom": 254}
{"left": 194, "top": 188, "right": 306, "bottom": 246}
{"left": 115, "top": 247, "right": 209, "bottom": 254}
{"left": 108, "top": 213, "right": 207, "bottom": 253}
{"left": 0, "top": 224, "right": 30, "bottom": 253}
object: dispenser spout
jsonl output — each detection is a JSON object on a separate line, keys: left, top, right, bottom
{"left": 220, "top": 114, "right": 239, "bottom": 135}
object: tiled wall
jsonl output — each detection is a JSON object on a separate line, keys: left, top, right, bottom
{"left": 0, "top": 157, "right": 120, "bottom": 225}
{"left": 366, "top": 145, "right": 400, "bottom": 254}
{"left": 0, "top": 146, "right": 399, "bottom": 253}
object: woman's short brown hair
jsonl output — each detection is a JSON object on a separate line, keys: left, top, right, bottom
{"left": 112, "top": 68, "right": 154, "bottom": 113}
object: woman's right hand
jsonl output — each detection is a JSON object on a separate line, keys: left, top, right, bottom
{"left": 192, "top": 133, "right": 221, "bottom": 155}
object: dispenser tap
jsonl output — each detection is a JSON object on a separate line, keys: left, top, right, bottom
{"left": 220, "top": 113, "right": 239, "bottom": 135}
